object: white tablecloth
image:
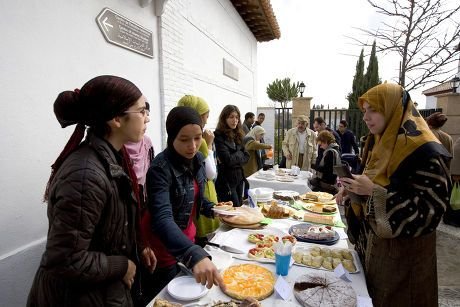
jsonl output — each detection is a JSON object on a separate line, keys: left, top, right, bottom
{"left": 148, "top": 218, "right": 372, "bottom": 306}
{"left": 246, "top": 171, "right": 312, "bottom": 195}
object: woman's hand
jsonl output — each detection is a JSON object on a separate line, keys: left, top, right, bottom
{"left": 203, "top": 129, "right": 215, "bottom": 147}
{"left": 340, "top": 174, "right": 375, "bottom": 196}
{"left": 141, "top": 247, "right": 157, "bottom": 273}
{"left": 122, "top": 259, "right": 137, "bottom": 289}
{"left": 334, "top": 186, "right": 347, "bottom": 205}
{"left": 192, "top": 257, "right": 226, "bottom": 290}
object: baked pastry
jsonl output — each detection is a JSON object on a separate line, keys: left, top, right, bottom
{"left": 294, "top": 272, "right": 357, "bottom": 307}
{"left": 261, "top": 202, "right": 291, "bottom": 219}
{"left": 303, "top": 212, "right": 337, "bottom": 225}
{"left": 273, "top": 190, "right": 299, "bottom": 201}
{"left": 248, "top": 248, "right": 265, "bottom": 259}
{"left": 153, "top": 299, "right": 183, "bottom": 307}
{"left": 220, "top": 207, "right": 264, "bottom": 225}
{"left": 239, "top": 297, "right": 261, "bottom": 307}
{"left": 292, "top": 247, "right": 358, "bottom": 273}
{"left": 290, "top": 225, "right": 335, "bottom": 241}
{"left": 211, "top": 301, "right": 239, "bottom": 307}
{"left": 281, "top": 235, "right": 297, "bottom": 245}
{"left": 248, "top": 233, "right": 265, "bottom": 243}
{"left": 222, "top": 264, "right": 275, "bottom": 301}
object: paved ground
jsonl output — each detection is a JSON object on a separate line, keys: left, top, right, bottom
{"left": 437, "top": 221, "right": 460, "bottom": 307}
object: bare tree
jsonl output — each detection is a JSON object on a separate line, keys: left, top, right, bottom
{"left": 352, "top": 0, "right": 460, "bottom": 91}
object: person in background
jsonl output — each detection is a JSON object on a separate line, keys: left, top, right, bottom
{"left": 27, "top": 75, "right": 155, "bottom": 306}
{"left": 336, "top": 83, "right": 451, "bottom": 306}
{"left": 313, "top": 117, "right": 341, "bottom": 170}
{"left": 253, "top": 113, "right": 265, "bottom": 127}
{"left": 242, "top": 112, "right": 255, "bottom": 134}
{"left": 124, "top": 102, "right": 155, "bottom": 207}
{"left": 337, "top": 120, "right": 359, "bottom": 155}
{"left": 123, "top": 102, "right": 157, "bottom": 306}
{"left": 143, "top": 106, "right": 225, "bottom": 299}
{"left": 337, "top": 119, "right": 360, "bottom": 172}
{"left": 282, "top": 115, "right": 317, "bottom": 171}
{"left": 214, "top": 105, "right": 250, "bottom": 206}
{"left": 252, "top": 112, "right": 267, "bottom": 166}
{"left": 309, "top": 130, "right": 341, "bottom": 194}
{"left": 444, "top": 137, "right": 460, "bottom": 227}
{"left": 177, "top": 95, "right": 220, "bottom": 245}
{"left": 243, "top": 125, "right": 272, "bottom": 177}
{"left": 426, "top": 112, "right": 453, "bottom": 166}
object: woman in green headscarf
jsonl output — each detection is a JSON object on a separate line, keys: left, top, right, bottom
{"left": 177, "top": 95, "right": 220, "bottom": 243}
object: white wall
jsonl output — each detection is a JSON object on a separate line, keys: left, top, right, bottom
{"left": 0, "top": 1, "right": 160, "bottom": 305}
{"left": 160, "top": 0, "right": 258, "bottom": 135}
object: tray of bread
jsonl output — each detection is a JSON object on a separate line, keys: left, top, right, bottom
{"left": 219, "top": 207, "right": 265, "bottom": 229}
{"left": 292, "top": 245, "right": 359, "bottom": 273}
{"left": 260, "top": 201, "right": 296, "bottom": 219}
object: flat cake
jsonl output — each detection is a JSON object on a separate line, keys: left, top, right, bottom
{"left": 222, "top": 264, "right": 275, "bottom": 301}
{"left": 293, "top": 272, "right": 357, "bottom": 307}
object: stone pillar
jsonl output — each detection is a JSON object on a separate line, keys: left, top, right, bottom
{"left": 436, "top": 92, "right": 460, "bottom": 142}
{"left": 292, "top": 97, "right": 313, "bottom": 127}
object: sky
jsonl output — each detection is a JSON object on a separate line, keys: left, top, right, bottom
{"left": 256, "top": 0, "right": 443, "bottom": 109}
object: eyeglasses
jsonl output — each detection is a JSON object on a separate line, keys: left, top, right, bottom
{"left": 124, "top": 107, "right": 150, "bottom": 117}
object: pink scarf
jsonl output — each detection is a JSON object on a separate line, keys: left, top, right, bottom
{"left": 124, "top": 135, "right": 153, "bottom": 186}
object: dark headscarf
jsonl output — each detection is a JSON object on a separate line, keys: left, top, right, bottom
{"left": 166, "top": 106, "right": 202, "bottom": 148}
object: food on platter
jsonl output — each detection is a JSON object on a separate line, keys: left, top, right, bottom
{"left": 247, "top": 233, "right": 279, "bottom": 244}
{"left": 281, "top": 235, "right": 297, "bottom": 245}
{"left": 222, "top": 264, "right": 275, "bottom": 301}
{"left": 303, "top": 203, "right": 337, "bottom": 214}
{"left": 248, "top": 247, "right": 275, "bottom": 260}
{"left": 153, "top": 299, "right": 183, "bottom": 307}
{"left": 276, "top": 176, "right": 294, "bottom": 182}
{"left": 261, "top": 202, "right": 293, "bottom": 219}
{"left": 292, "top": 247, "right": 358, "bottom": 273}
{"left": 215, "top": 201, "right": 234, "bottom": 210}
{"left": 273, "top": 190, "right": 300, "bottom": 201}
{"left": 302, "top": 212, "right": 337, "bottom": 225}
{"left": 220, "top": 207, "right": 265, "bottom": 225}
{"left": 300, "top": 191, "right": 334, "bottom": 203}
{"left": 248, "top": 233, "right": 266, "bottom": 243}
{"left": 239, "top": 297, "right": 261, "bottom": 307}
{"left": 291, "top": 225, "right": 335, "bottom": 241}
{"left": 293, "top": 272, "right": 357, "bottom": 307}
{"left": 211, "top": 301, "right": 239, "bottom": 307}
{"left": 211, "top": 298, "right": 261, "bottom": 307}
{"left": 247, "top": 247, "right": 266, "bottom": 259}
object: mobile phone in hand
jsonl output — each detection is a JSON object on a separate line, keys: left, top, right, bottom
{"left": 334, "top": 165, "right": 353, "bottom": 179}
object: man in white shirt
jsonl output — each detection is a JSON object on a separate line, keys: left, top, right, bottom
{"left": 282, "top": 115, "right": 317, "bottom": 170}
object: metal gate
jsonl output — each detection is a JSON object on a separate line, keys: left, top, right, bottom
{"left": 273, "top": 107, "right": 442, "bottom": 164}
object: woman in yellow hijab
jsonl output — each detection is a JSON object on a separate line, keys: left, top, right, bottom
{"left": 177, "top": 95, "right": 220, "bottom": 243}
{"left": 337, "top": 83, "right": 451, "bottom": 307}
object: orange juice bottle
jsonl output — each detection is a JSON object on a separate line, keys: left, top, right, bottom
{"left": 266, "top": 148, "right": 273, "bottom": 159}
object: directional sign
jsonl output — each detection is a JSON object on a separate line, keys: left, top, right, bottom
{"left": 96, "top": 7, "right": 154, "bottom": 58}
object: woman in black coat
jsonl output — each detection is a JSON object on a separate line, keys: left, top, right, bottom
{"left": 214, "top": 105, "right": 250, "bottom": 206}
{"left": 27, "top": 75, "right": 155, "bottom": 306}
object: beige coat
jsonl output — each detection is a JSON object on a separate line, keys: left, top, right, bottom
{"left": 282, "top": 127, "right": 317, "bottom": 171}
{"left": 243, "top": 139, "right": 271, "bottom": 177}
{"left": 451, "top": 137, "right": 460, "bottom": 176}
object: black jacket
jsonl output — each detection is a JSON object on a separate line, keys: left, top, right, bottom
{"left": 28, "top": 133, "right": 137, "bottom": 307}
{"left": 214, "top": 130, "right": 250, "bottom": 187}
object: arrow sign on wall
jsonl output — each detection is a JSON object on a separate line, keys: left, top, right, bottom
{"left": 96, "top": 7, "right": 154, "bottom": 58}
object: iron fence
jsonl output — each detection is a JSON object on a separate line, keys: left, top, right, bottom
{"left": 273, "top": 107, "right": 442, "bottom": 164}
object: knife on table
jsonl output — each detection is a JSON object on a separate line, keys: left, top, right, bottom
{"left": 205, "top": 242, "right": 245, "bottom": 254}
